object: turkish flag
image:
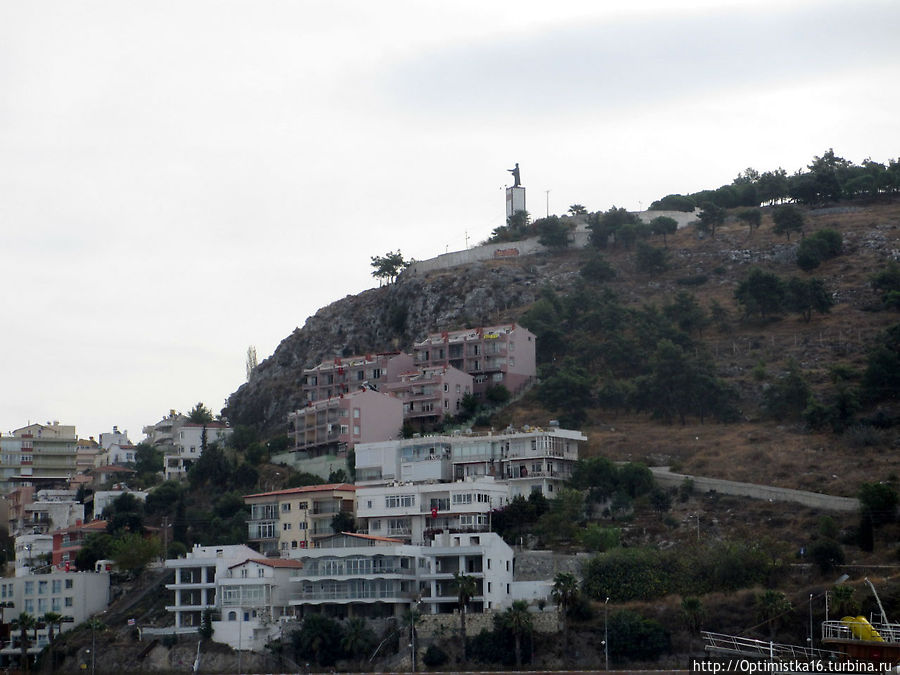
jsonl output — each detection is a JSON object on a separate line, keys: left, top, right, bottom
{"left": 431, "top": 507, "right": 438, "bottom": 519}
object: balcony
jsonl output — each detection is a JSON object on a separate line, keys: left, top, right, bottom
{"left": 294, "top": 588, "right": 415, "bottom": 602}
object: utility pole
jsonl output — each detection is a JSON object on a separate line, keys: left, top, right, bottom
{"left": 604, "top": 597, "right": 610, "bottom": 671}
{"left": 545, "top": 190, "right": 550, "bottom": 218}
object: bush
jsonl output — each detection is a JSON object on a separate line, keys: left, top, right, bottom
{"left": 607, "top": 610, "right": 670, "bottom": 663}
{"left": 810, "top": 539, "right": 845, "bottom": 573}
{"left": 422, "top": 643, "right": 449, "bottom": 667}
{"left": 797, "top": 229, "right": 843, "bottom": 271}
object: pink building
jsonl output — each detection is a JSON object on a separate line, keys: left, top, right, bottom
{"left": 287, "top": 388, "right": 403, "bottom": 456}
{"left": 412, "top": 324, "right": 536, "bottom": 398}
{"left": 383, "top": 365, "right": 473, "bottom": 427}
{"left": 302, "top": 352, "right": 415, "bottom": 403}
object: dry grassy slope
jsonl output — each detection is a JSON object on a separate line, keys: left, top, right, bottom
{"left": 498, "top": 200, "right": 900, "bottom": 498}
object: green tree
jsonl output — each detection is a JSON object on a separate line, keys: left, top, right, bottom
{"left": 111, "top": 533, "right": 160, "bottom": 576}
{"left": 860, "top": 324, "right": 900, "bottom": 402}
{"left": 737, "top": 208, "right": 762, "bottom": 236}
{"left": 735, "top": 268, "right": 786, "bottom": 319}
{"left": 12, "top": 613, "right": 36, "bottom": 674}
{"left": 568, "top": 204, "right": 588, "bottom": 216}
{"left": 797, "top": 229, "right": 842, "bottom": 271}
{"left": 649, "top": 194, "right": 695, "bottom": 211}
{"left": 809, "top": 539, "right": 845, "bottom": 573}
{"left": 650, "top": 216, "right": 678, "bottom": 247}
{"left": 831, "top": 585, "right": 859, "bottom": 618}
{"left": 697, "top": 202, "right": 725, "bottom": 239}
{"left": 188, "top": 402, "right": 214, "bottom": 424}
{"left": 502, "top": 600, "right": 533, "bottom": 669}
{"left": 75, "top": 532, "right": 115, "bottom": 571}
{"left": 772, "top": 205, "right": 805, "bottom": 240}
{"left": 580, "top": 253, "right": 616, "bottom": 282}
{"left": 785, "top": 277, "right": 834, "bottom": 322}
{"left": 607, "top": 610, "right": 670, "bottom": 663}
{"left": 292, "top": 614, "right": 345, "bottom": 667}
{"left": 664, "top": 292, "right": 710, "bottom": 336}
{"left": 858, "top": 482, "right": 898, "bottom": 526}
{"left": 536, "top": 488, "right": 585, "bottom": 545}
{"left": 453, "top": 572, "right": 479, "bottom": 663}
{"left": 551, "top": 572, "right": 579, "bottom": 657}
{"left": 134, "top": 442, "right": 163, "bottom": 475}
{"left": 536, "top": 215, "right": 570, "bottom": 249}
{"left": 330, "top": 510, "right": 355, "bottom": 534}
{"left": 763, "top": 361, "right": 811, "bottom": 420}
{"left": 484, "top": 384, "right": 511, "bottom": 405}
{"left": 635, "top": 241, "right": 668, "bottom": 274}
{"left": 681, "top": 597, "right": 704, "bottom": 657}
{"left": 756, "top": 590, "right": 791, "bottom": 640}
{"left": 199, "top": 609, "right": 214, "bottom": 641}
{"left": 340, "top": 617, "right": 375, "bottom": 669}
{"left": 103, "top": 492, "right": 145, "bottom": 534}
{"left": 369, "top": 250, "right": 408, "bottom": 283}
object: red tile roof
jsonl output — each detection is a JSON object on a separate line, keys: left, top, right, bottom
{"left": 243, "top": 483, "right": 356, "bottom": 499}
{"left": 229, "top": 558, "right": 304, "bottom": 569}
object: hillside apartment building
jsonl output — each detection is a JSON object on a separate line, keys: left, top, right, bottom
{"left": 412, "top": 324, "right": 536, "bottom": 398}
{"left": 244, "top": 484, "right": 357, "bottom": 555}
{"left": 0, "top": 423, "right": 78, "bottom": 494}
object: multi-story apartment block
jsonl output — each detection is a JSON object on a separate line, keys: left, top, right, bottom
{"left": 142, "top": 410, "right": 189, "bottom": 450}
{"left": 0, "top": 423, "right": 78, "bottom": 493}
{"left": 412, "top": 324, "right": 536, "bottom": 397}
{"left": 165, "top": 544, "right": 259, "bottom": 629}
{"left": 286, "top": 389, "right": 403, "bottom": 458}
{"left": 14, "top": 533, "right": 52, "bottom": 576}
{"left": 420, "top": 531, "right": 514, "bottom": 614}
{"left": 355, "top": 477, "right": 510, "bottom": 545}
{"left": 289, "top": 531, "right": 515, "bottom": 619}
{"left": 164, "top": 422, "right": 233, "bottom": 481}
{"left": 213, "top": 557, "right": 304, "bottom": 651}
{"left": 75, "top": 437, "right": 102, "bottom": 473}
{"left": 244, "top": 484, "right": 357, "bottom": 555}
{"left": 0, "top": 571, "right": 109, "bottom": 664}
{"left": 18, "top": 490, "right": 83, "bottom": 536}
{"left": 382, "top": 365, "right": 473, "bottom": 427}
{"left": 355, "top": 426, "right": 585, "bottom": 500}
{"left": 301, "top": 352, "right": 415, "bottom": 403}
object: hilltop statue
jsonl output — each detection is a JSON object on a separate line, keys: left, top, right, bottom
{"left": 507, "top": 163, "right": 521, "bottom": 187}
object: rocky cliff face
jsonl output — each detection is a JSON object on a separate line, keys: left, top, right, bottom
{"left": 222, "top": 254, "right": 580, "bottom": 435}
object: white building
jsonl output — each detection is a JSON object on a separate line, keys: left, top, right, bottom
{"left": 355, "top": 426, "right": 585, "bottom": 500}
{"left": 0, "top": 571, "right": 110, "bottom": 665}
{"left": 355, "top": 477, "right": 510, "bottom": 545}
{"left": 164, "top": 543, "right": 259, "bottom": 629}
{"left": 13, "top": 533, "right": 53, "bottom": 576}
{"left": 289, "top": 531, "right": 516, "bottom": 619}
{"left": 99, "top": 425, "right": 132, "bottom": 450}
{"left": 213, "top": 558, "right": 303, "bottom": 651}
{"left": 165, "top": 422, "right": 233, "bottom": 481}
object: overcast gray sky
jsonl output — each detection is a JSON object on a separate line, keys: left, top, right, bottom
{"left": 2, "top": 0, "right": 898, "bottom": 442}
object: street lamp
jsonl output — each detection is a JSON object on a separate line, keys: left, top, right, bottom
{"left": 809, "top": 594, "right": 814, "bottom": 650}
{"left": 605, "top": 597, "right": 610, "bottom": 671}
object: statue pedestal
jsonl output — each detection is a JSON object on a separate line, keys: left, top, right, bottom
{"left": 506, "top": 186, "right": 526, "bottom": 218}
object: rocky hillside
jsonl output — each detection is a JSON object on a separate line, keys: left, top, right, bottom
{"left": 223, "top": 255, "right": 581, "bottom": 435}
{"left": 224, "top": 200, "right": 900, "bottom": 451}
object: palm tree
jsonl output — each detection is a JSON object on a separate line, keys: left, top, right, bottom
{"left": 503, "top": 600, "right": 533, "bottom": 669}
{"left": 756, "top": 590, "right": 792, "bottom": 641}
{"left": 551, "top": 572, "right": 579, "bottom": 656}
{"left": 12, "top": 612, "right": 36, "bottom": 674}
{"left": 42, "top": 611, "right": 64, "bottom": 670}
{"left": 341, "top": 617, "right": 375, "bottom": 671}
{"left": 831, "top": 585, "right": 858, "bottom": 619}
{"left": 681, "top": 596, "right": 704, "bottom": 658}
{"left": 452, "top": 572, "right": 478, "bottom": 663}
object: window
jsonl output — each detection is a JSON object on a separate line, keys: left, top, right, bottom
{"left": 371, "top": 368, "right": 382, "bottom": 379}
{"left": 298, "top": 502, "right": 308, "bottom": 509}
{"left": 258, "top": 568, "right": 265, "bottom": 577}
{"left": 38, "top": 580, "right": 48, "bottom": 595}
{"left": 24, "top": 600, "right": 34, "bottom": 613}
{"left": 340, "top": 425, "right": 349, "bottom": 434}
{"left": 385, "top": 495, "right": 414, "bottom": 508}
{"left": 51, "top": 598, "right": 61, "bottom": 611}
{"left": 283, "top": 523, "right": 292, "bottom": 531}
{"left": 353, "top": 408, "right": 360, "bottom": 418}
{"left": 241, "top": 569, "right": 248, "bottom": 578}
{"left": 24, "top": 581, "right": 34, "bottom": 596}
{"left": 353, "top": 425, "right": 360, "bottom": 436}
{"left": 488, "top": 582, "right": 492, "bottom": 592}
{"left": 65, "top": 579, "right": 73, "bottom": 589}
{"left": 443, "top": 383, "right": 449, "bottom": 392}
{"left": 298, "top": 522, "right": 307, "bottom": 530}
{"left": 281, "top": 503, "right": 291, "bottom": 512}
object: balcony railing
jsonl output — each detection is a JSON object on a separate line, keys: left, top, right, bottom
{"left": 297, "top": 588, "right": 414, "bottom": 601}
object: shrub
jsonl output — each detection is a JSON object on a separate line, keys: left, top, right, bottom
{"left": 422, "top": 643, "right": 449, "bottom": 667}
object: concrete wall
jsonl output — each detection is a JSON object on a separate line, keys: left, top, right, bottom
{"left": 405, "top": 209, "right": 700, "bottom": 277}
{"left": 650, "top": 467, "right": 859, "bottom": 512}
{"left": 417, "top": 606, "right": 559, "bottom": 637}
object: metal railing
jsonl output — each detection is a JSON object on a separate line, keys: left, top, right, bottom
{"left": 703, "top": 631, "right": 842, "bottom": 661}
{"left": 822, "top": 619, "right": 900, "bottom": 644}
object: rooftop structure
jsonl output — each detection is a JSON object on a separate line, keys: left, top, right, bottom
{"left": 382, "top": 365, "right": 473, "bottom": 428}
